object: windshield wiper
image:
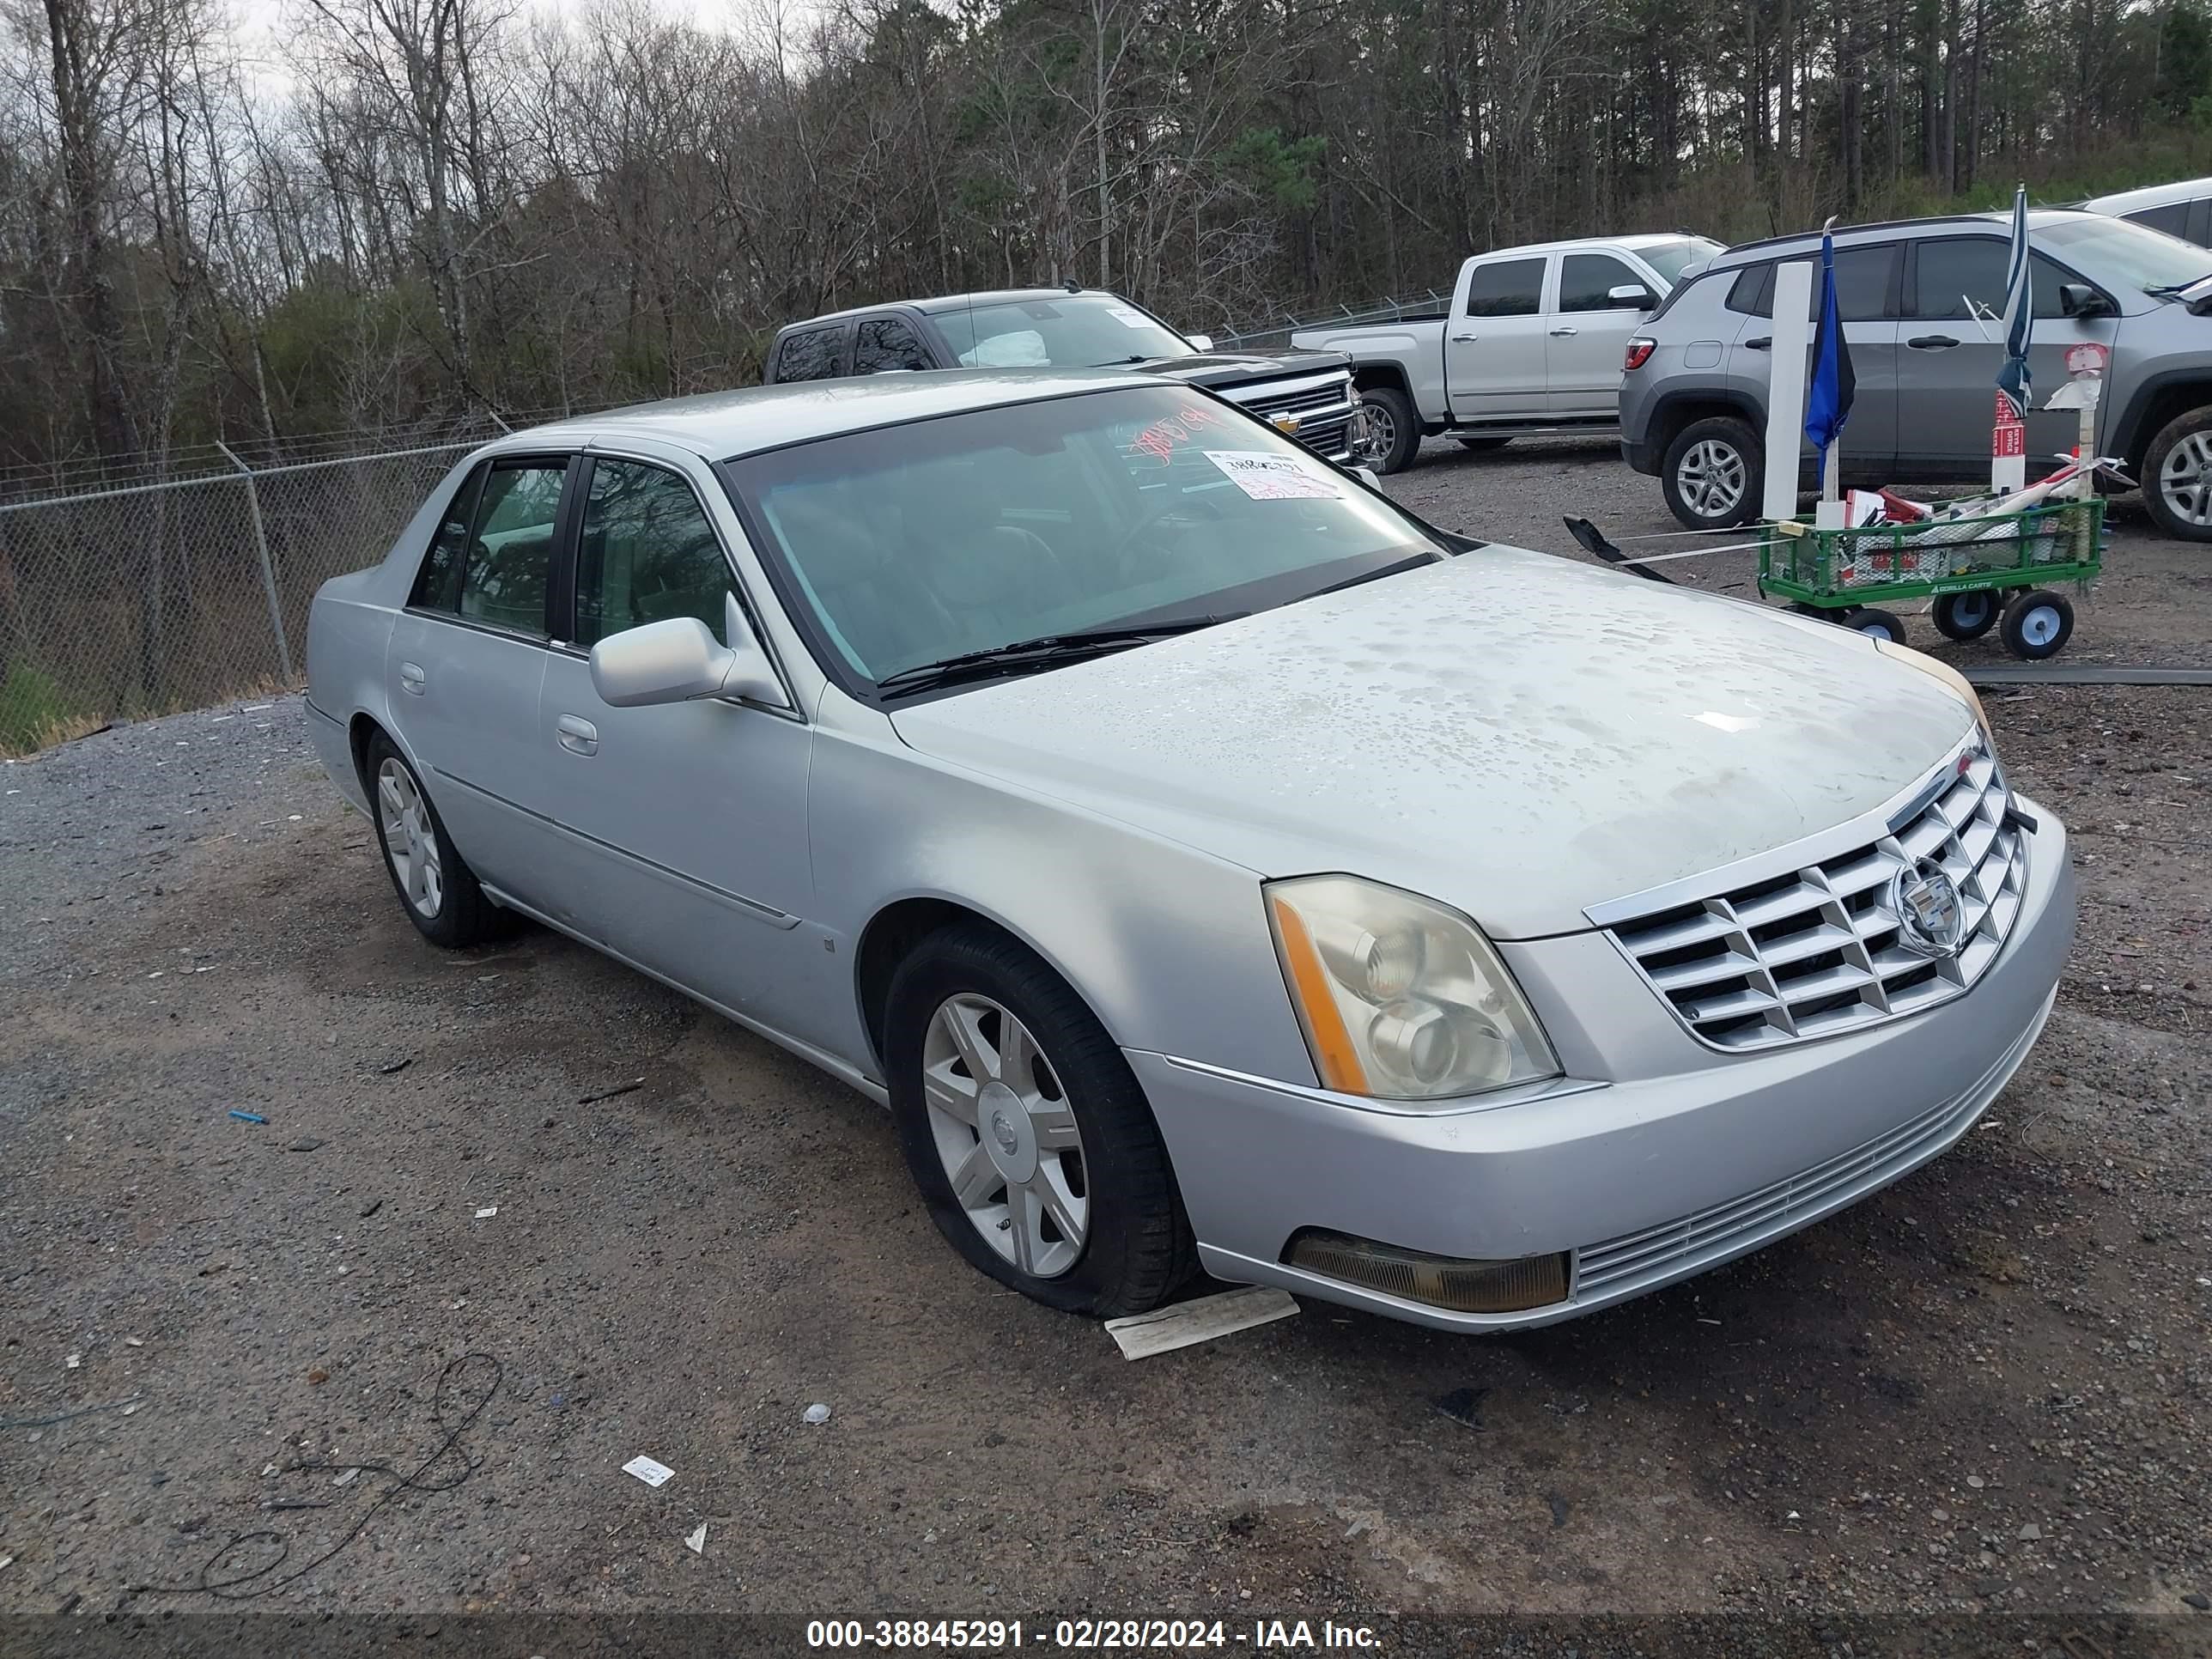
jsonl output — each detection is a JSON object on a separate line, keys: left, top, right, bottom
{"left": 2147, "top": 276, "right": 2212, "bottom": 296}
{"left": 1088, "top": 355, "right": 1152, "bottom": 367}
{"left": 874, "top": 615, "right": 1241, "bottom": 697}
{"left": 1304, "top": 551, "right": 1443, "bottom": 598}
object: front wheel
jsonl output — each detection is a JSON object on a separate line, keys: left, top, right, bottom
{"left": 1661, "top": 416, "right": 1761, "bottom": 530}
{"left": 884, "top": 923, "right": 1196, "bottom": 1316}
{"left": 2142, "top": 407, "right": 2212, "bottom": 541}
{"left": 1932, "top": 589, "right": 2001, "bottom": 641}
{"left": 1352, "top": 385, "right": 1420, "bottom": 475}
{"left": 2001, "top": 589, "right": 2075, "bottom": 659}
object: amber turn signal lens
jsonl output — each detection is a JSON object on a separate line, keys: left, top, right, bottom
{"left": 1283, "top": 1228, "right": 1570, "bottom": 1315}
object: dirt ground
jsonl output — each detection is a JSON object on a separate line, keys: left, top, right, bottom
{"left": 2, "top": 441, "right": 2208, "bottom": 1656}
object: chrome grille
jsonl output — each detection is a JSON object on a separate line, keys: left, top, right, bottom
{"left": 1603, "top": 738, "right": 2025, "bottom": 1052}
{"left": 1230, "top": 374, "right": 1358, "bottom": 459}
{"left": 1576, "top": 1085, "right": 1986, "bottom": 1297}
{"left": 1243, "top": 378, "right": 1352, "bottom": 419}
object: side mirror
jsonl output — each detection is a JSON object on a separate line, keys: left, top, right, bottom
{"left": 1608, "top": 283, "right": 1658, "bottom": 311}
{"left": 1185, "top": 333, "right": 1214, "bottom": 353}
{"left": 1350, "top": 465, "right": 1382, "bottom": 490}
{"left": 589, "top": 592, "right": 790, "bottom": 711}
{"left": 2058, "top": 282, "right": 2113, "bottom": 319}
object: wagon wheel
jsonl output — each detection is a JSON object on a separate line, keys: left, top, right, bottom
{"left": 1931, "top": 589, "right": 2001, "bottom": 641}
{"left": 2000, "top": 590, "right": 2075, "bottom": 660}
{"left": 1838, "top": 607, "right": 1907, "bottom": 645}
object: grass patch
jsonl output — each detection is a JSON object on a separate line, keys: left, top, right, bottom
{"left": 0, "top": 664, "right": 105, "bottom": 757}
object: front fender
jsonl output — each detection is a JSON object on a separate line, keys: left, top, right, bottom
{"left": 806, "top": 713, "right": 1317, "bottom": 1089}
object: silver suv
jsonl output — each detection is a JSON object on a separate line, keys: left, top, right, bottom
{"left": 1619, "top": 210, "right": 2212, "bottom": 539}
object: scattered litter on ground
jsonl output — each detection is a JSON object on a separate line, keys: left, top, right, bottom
{"left": 307, "top": 1367, "right": 330, "bottom": 1385}
{"left": 360, "top": 1200, "right": 383, "bottom": 1218}
{"left": 332, "top": 1466, "right": 361, "bottom": 1487}
{"left": 475, "top": 1206, "right": 498, "bottom": 1219}
{"left": 120, "top": 1402, "right": 140, "bottom": 1415}
{"left": 803, "top": 1403, "right": 831, "bottom": 1425}
{"left": 378, "top": 1056, "right": 413, "bottom": 1075}
{"left": 0, "top": 1555, "right": 11, "bottom": 1571}
{"left": 228, "top": 1110, "right": 265, "bottom": 1124}
{"left": 623, "top": 1455, "right": 675, "bottom": 1487}
{"left": 1432, "top": 1386, "right": 1490, "bottom": 1429}
{"left": 684, "top": 1522, "right": 708, "bottom": 1554}
{"left": 577, "top": 1079, "right": 645, "bottom": 1104}
{"left": 287, "top": 1137, "right": 324, "bottom": 1152}
{"left": 1103, "top": 1285, "right": 1299, "bottom": 1359}
{"left": 64, "top": 1352, "right": 81, "bottom": 1369}
{"left": 124, "top": 1337, "right": 143, "bottom": 1347}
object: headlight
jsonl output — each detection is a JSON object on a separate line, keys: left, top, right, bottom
{"left": 1265, "top": 875, "right": 1559, "bottom": 1103}
{"left": 1874, "top": 638, "right": 1987, "bottom": 732}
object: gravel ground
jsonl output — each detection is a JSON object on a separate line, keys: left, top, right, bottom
{"left": 1, "top": 445, "right": 2209, "bottom": 1654}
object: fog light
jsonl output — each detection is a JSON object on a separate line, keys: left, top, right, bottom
{"left": 1282, "top": 1228, "right": 1570, "bottom": 1314}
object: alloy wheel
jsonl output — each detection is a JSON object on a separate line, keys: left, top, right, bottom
{"left": 1677, "top": 439, "right": 1746, "bottom": 518}
{"left": 921, "top": 993, "right": 1088, "bottom": 1279}
{"left": 377, "top": 757, "right": 444, "bottom": 920}
{"left": 1352, "top": 399, "right": 1396, "bottom": 467}
{"left": 2159, "top": 431, "right": 2212, "bottom": 527}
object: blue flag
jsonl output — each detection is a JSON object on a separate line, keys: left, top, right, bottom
{"left": 1996, "top": 183, "right": 2033, "bottom": 419}
{"left": 1803, "top": 229, "right": 1855, "bottom": 453}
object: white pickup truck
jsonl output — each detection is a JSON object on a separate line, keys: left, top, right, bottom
{"left": 1293, "top": 234, "right": 1721, "bottom": 471}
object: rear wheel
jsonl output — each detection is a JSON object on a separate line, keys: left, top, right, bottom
{"left": 2001, "top": 589, "right": 2075, "bottom": 659}
{"left": 2142, "top": 406, "right": 2212, "bottom": 542}
{"left": 1932, "top": 589, "right": 2001, "bottom": 641}
{"left": 1839, "top": 606, "right": 1907, "bottom": 644}
{"left": 884, "top": 922, "right": 1196, "bottom": 1317}
{"left": 1662, "top": 416, "right": 1761, "bottom": 530}
{"left": 363, "top": 732, "right": 507, "bottom": 948}
{"left": 1352, "top": 385, "right": 1420, "bottom": 475}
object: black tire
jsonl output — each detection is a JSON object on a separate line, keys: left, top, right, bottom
{"left": 2140, "top": 405, "right": 2212, "bottom": 542}
{"left": 361, "top": 730, "right": 508, "bottom": 948}
{"left": 1932, "top": 589, "right": 2002, "bottom": 641}
{"left": 884, "top": 921, "right": 1197, "bottom": 1317}
{"left": 1455, "top": 435, "right": 1511, "bottom": 453}
{"left": 1839, "top": 606, "right": 1908, "bottom": 644}
{"left": 1661, "top": 415, "right": 1762, "bottom": 531}
{"left": 2000, "top": 589, "right": 2075, "bottom": 659}
{"left": 1353, "top": 384, "right": 1421, "bottom": 475}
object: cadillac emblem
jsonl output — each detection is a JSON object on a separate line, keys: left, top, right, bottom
{"left": 1271, "top": 412, "right": 1301, "bottom": 437}
{"left": 1891, "top": 858, "right": 1966, "bottom": 958}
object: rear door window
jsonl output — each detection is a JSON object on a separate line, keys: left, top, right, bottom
{"left": 775, "top": 325, "right": 847, "bottom": 382}
{"left": 1728, "top": 246, "right": 1899, "bottom": 320}
{"left": 454, "top": 462, "right": 566, "bottom": 636}
{"left": 853, "top": 317, "right": 933, "bottom": 374}
{"left": 411, "top": 465, "right": 487, "bottom": 611}
{"left": 1463, "top": 258, "right": 1546, "bottom": 318}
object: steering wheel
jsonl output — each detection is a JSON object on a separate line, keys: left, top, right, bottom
{"left": 1103, "top": 492, "right": 1224, "bottom": 578}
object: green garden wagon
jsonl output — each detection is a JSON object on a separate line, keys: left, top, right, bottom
{"left": 1757, "top": 497, "right": 2104, "bottom": 660}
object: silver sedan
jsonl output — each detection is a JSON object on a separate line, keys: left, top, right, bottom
{"left": 305, "top": 371, "right": 2074, "bottom": 1330}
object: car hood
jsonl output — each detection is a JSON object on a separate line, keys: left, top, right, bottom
{"left": 1133, "top": 349, "right": 1351, "bottom": 388}
{"left": 887, "top": 549, "right": 1978, "bottom": 939}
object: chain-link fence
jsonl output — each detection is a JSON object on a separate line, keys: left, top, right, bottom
{"left": 0, "top": 429, "right": 511, "bottom": 753}
{"left": 1212, "top": 289, "right": 1455, "bottom": 351}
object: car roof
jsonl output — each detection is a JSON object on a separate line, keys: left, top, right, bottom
{"left": 1474, "top": 232, "right": 1713, "bottom": 260}
{"left": 1705, "top": 208, "right": 2107, "bottom": 268}
{"left": 491, "top": 370, "right": 1145, "bottom": 461}
{"left": 783, "top": 289, "right": 1135, "bottom": 327}
{"left": 2083, "top": 177, "right": 2212, "bottom": 214}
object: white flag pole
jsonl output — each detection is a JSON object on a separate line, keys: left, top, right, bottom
{"left": 1763, "top": 259, "right": 1815, "bottom": 525}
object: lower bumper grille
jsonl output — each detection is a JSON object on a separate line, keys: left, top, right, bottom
{"left": 1575, "top": 1084, "right": 1986, "bottom": 1297}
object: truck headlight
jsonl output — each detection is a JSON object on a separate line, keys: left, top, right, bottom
{"left": 1265, "top": 875, "right": 1559, "bottom": 1102}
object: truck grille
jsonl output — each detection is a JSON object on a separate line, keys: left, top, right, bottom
{"left": 1229, "top": 373, "right": 1358, "bottom": 459}
{"left": 1601, "top": 737, "right": 2025, "bottom": 1052}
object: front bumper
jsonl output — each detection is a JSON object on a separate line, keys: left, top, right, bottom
{"left": 1129, "top": 799, "right": 2074, "bottom": 1332}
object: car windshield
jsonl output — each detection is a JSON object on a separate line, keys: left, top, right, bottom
{"left": 724, "top": 386, "right": 1443, "bottom": 691}
{"left": 2034, "top": 214, "right": 2212, "bottom": 293}
{"left": 937, "top": 295, "right": 1194, "bottom": 368}
{"left": 1640, "top": 238, "right": 1726, "bottom": 287}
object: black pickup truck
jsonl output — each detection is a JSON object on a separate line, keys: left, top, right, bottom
{"left": 762, "top": 286, "right": 1364, "bottom": 464}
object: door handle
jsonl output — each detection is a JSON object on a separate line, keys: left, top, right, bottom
{"left": 1908, "top": 335, "right": 1960, "bottom": 349}
{"left": 556, "top": 714, "right": 599, "bottom": 757}
{"left": 398, "top": 661, "right": 426, "bottom": 696}
{"left": 1449, "top": 332, "right": 1479, "bottom": 343}
{"left": 1548, "top": 325, "right": 1578, "bottom": 337}
{"left": 1743, "top": 337, "right": 1771, "bottom": 351}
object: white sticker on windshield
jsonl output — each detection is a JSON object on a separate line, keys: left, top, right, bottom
{"left": 1107, "top": 306, "right": 1152, "bottom": 329}
{"left": 1204, "top": 450, "right": 1340, "bottom": 501}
